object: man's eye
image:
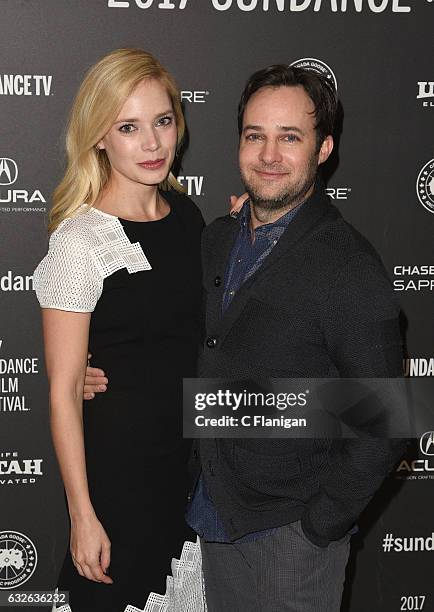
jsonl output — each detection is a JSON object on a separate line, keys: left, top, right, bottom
{"left": 157, "top": 116, "right": 173, "bottom": 127}
{"left": 119, "top": 124, "right": 136, "bottom": 134}
{"left": 283, "top": 134, "right": 299, "bottom": 143}
{"left": 246, "top": 134, "right": 262, "bottom": 141}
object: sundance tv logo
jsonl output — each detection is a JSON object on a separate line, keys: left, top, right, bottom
{"left": 290, "top": 58, "right": 337, "bottom": 91}
{"left": 0, "top": 74, "right": 52, "bottom": 96}
{"left": 416, "top": 159, "right": 434, "bottom": 214}
{"left": 177, "top": 175, "right": 204, "bottom": 196}
{"left": 0, "top": 158, "right": 46, "bottom": 213}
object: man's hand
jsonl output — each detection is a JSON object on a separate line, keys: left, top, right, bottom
{"left": 84, "top": 353, "right": 108, "bottom": 400}
{"left": 230, "top": 193, "right": 249, "bottom": 215}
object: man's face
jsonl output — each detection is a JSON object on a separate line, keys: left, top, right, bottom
{"left": 239, "top": 85, "right": 333, "bottom": 211}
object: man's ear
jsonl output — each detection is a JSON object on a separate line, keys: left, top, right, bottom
{"left": 318, "top": 135, "right": 333, "bottom": 165}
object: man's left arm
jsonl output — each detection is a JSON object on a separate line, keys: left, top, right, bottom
{"left": 301, "top": 253, "right": 408, "bottom": 547}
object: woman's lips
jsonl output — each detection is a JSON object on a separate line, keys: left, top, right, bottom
{"left": 137, "top": 159, "right": 165, "bottom": 170}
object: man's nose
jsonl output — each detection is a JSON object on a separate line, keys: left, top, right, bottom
{"left": 259, "top": 139, "right": 282, "bottom": 165}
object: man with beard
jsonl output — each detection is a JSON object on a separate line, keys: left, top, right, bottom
{"left": 184, "top": 65, "right": 405, "bottom": 611}
{"left": 85, "top": 66, "right": 405, "bottom": 610}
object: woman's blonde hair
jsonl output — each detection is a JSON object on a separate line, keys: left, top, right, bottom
{"left": 49, "top": 48, "right": 185, "bottom": 234}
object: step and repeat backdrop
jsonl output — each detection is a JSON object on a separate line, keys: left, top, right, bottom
{"left": 0, "top": 1, "right": 432, "bottom": 610}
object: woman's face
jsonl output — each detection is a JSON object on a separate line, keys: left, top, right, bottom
{"left": 98, "top": 78, "right": 178, "bottom": 188}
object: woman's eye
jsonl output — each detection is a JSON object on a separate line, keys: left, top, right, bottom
{"left": 156, "top": 115, "right": 173, "bottom": 127}
{"left": 119, "top": 124, "right": 136, "bottom": 134}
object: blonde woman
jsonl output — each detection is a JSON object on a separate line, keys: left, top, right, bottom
{"left": 34, "top": 49, "right": 205, "bottom": 611}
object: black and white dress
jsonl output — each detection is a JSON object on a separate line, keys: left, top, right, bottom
{"left": 34, "top": 191, "right": 205, "bottom": 612}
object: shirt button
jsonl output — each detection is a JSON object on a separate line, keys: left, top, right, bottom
{"left": 214, "top": 276, "right": 222, "bottom": 287}
{"left": 206, "top": 337, "right": 218, "bottom": 348}
{"left": 273, "top": 239, "right": 278, "bottom": 245}
{"left": 229, "top": 290, "right": 235, "bottom": 296}
{"left": 237, "top": 258, "right": 242, "bottom": 263}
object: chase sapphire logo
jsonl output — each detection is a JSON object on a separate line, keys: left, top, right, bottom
{"left": 290, "top": 58, "right": 338, "bottom": 92}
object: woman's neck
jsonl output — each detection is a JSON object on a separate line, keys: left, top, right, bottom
{"left": 94, "top": 176, "right": 169, "bottom": 221}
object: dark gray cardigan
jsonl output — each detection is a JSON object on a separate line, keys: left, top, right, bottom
{"left": 190, "top": 182, "right": 406, "bottom": 547}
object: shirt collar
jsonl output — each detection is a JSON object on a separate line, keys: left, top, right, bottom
{"left": 237, "top": 197, "right": 304, "bottom": 234}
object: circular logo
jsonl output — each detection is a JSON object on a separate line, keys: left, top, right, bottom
{"left": 0, "top": 531, "right": 37, "bottom": 589}
{"left": 290, "top": 58, "right": 338, "bottom": 92}
{"left": 416, "top": 159, "right": 434, "bottom": 214}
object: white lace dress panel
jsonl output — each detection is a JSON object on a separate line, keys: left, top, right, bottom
{"left": 33, "top": 206, "right": 152, "bottom": 312}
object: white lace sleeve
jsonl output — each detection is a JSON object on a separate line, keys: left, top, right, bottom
{"left": 33, "top": 230, "right": 103, "bottom": 313}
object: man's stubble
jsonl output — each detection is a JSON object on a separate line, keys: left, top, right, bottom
{"left": 240, "top": 154, "right": 319, "bottom": 224}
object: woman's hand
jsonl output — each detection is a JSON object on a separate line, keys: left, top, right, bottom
{"left": 230, "top": 193, "right": 249, "bottom": 215}
{"left": 70, "top": 514, "right": 113, "bottom": 584}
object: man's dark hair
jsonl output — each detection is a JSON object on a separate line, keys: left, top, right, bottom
{"left": 238, "top": 65, "right": 338, "bottom": 151}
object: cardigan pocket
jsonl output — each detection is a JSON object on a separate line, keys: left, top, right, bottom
{"left": 232, "top": 444, "right": 305, "bottom": 499}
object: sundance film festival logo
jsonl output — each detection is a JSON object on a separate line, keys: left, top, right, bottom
{"left": 416, "top": 159, "right": 434, "bottom": 214}
{"left": 0, "top": 531, "right": 37, "bottom": 589}
{"left": 0, "top": 158, "right": 46, "bottom": 213}
{"left": 0, "top": 451, "right": 43, "bottom": 486}
{"left": 0, "top": 74, "right": 52, "bottom": 96}
{"left": 417, "top": 81, "right": 434, "bottom": 108}
{"left": 108, "top": 0, "right": 413, "bottom": 12}
{"left": 290, "top": 58, "right": 337, "bottom": 91}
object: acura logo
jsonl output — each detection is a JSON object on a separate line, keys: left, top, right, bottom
{"left": 420, "top": 431, "right": 434, "bottom": 456}
{"left": 0, "top": 158, "right": 18, "bottom": 185}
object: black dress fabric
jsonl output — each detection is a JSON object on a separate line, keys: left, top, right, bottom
{"left": 57, "top": 191, "right": 203, "bottom": 611}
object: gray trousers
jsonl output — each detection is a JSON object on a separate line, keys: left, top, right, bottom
{"left": 200, "top": 520, "right": 351, "bottom": 612}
